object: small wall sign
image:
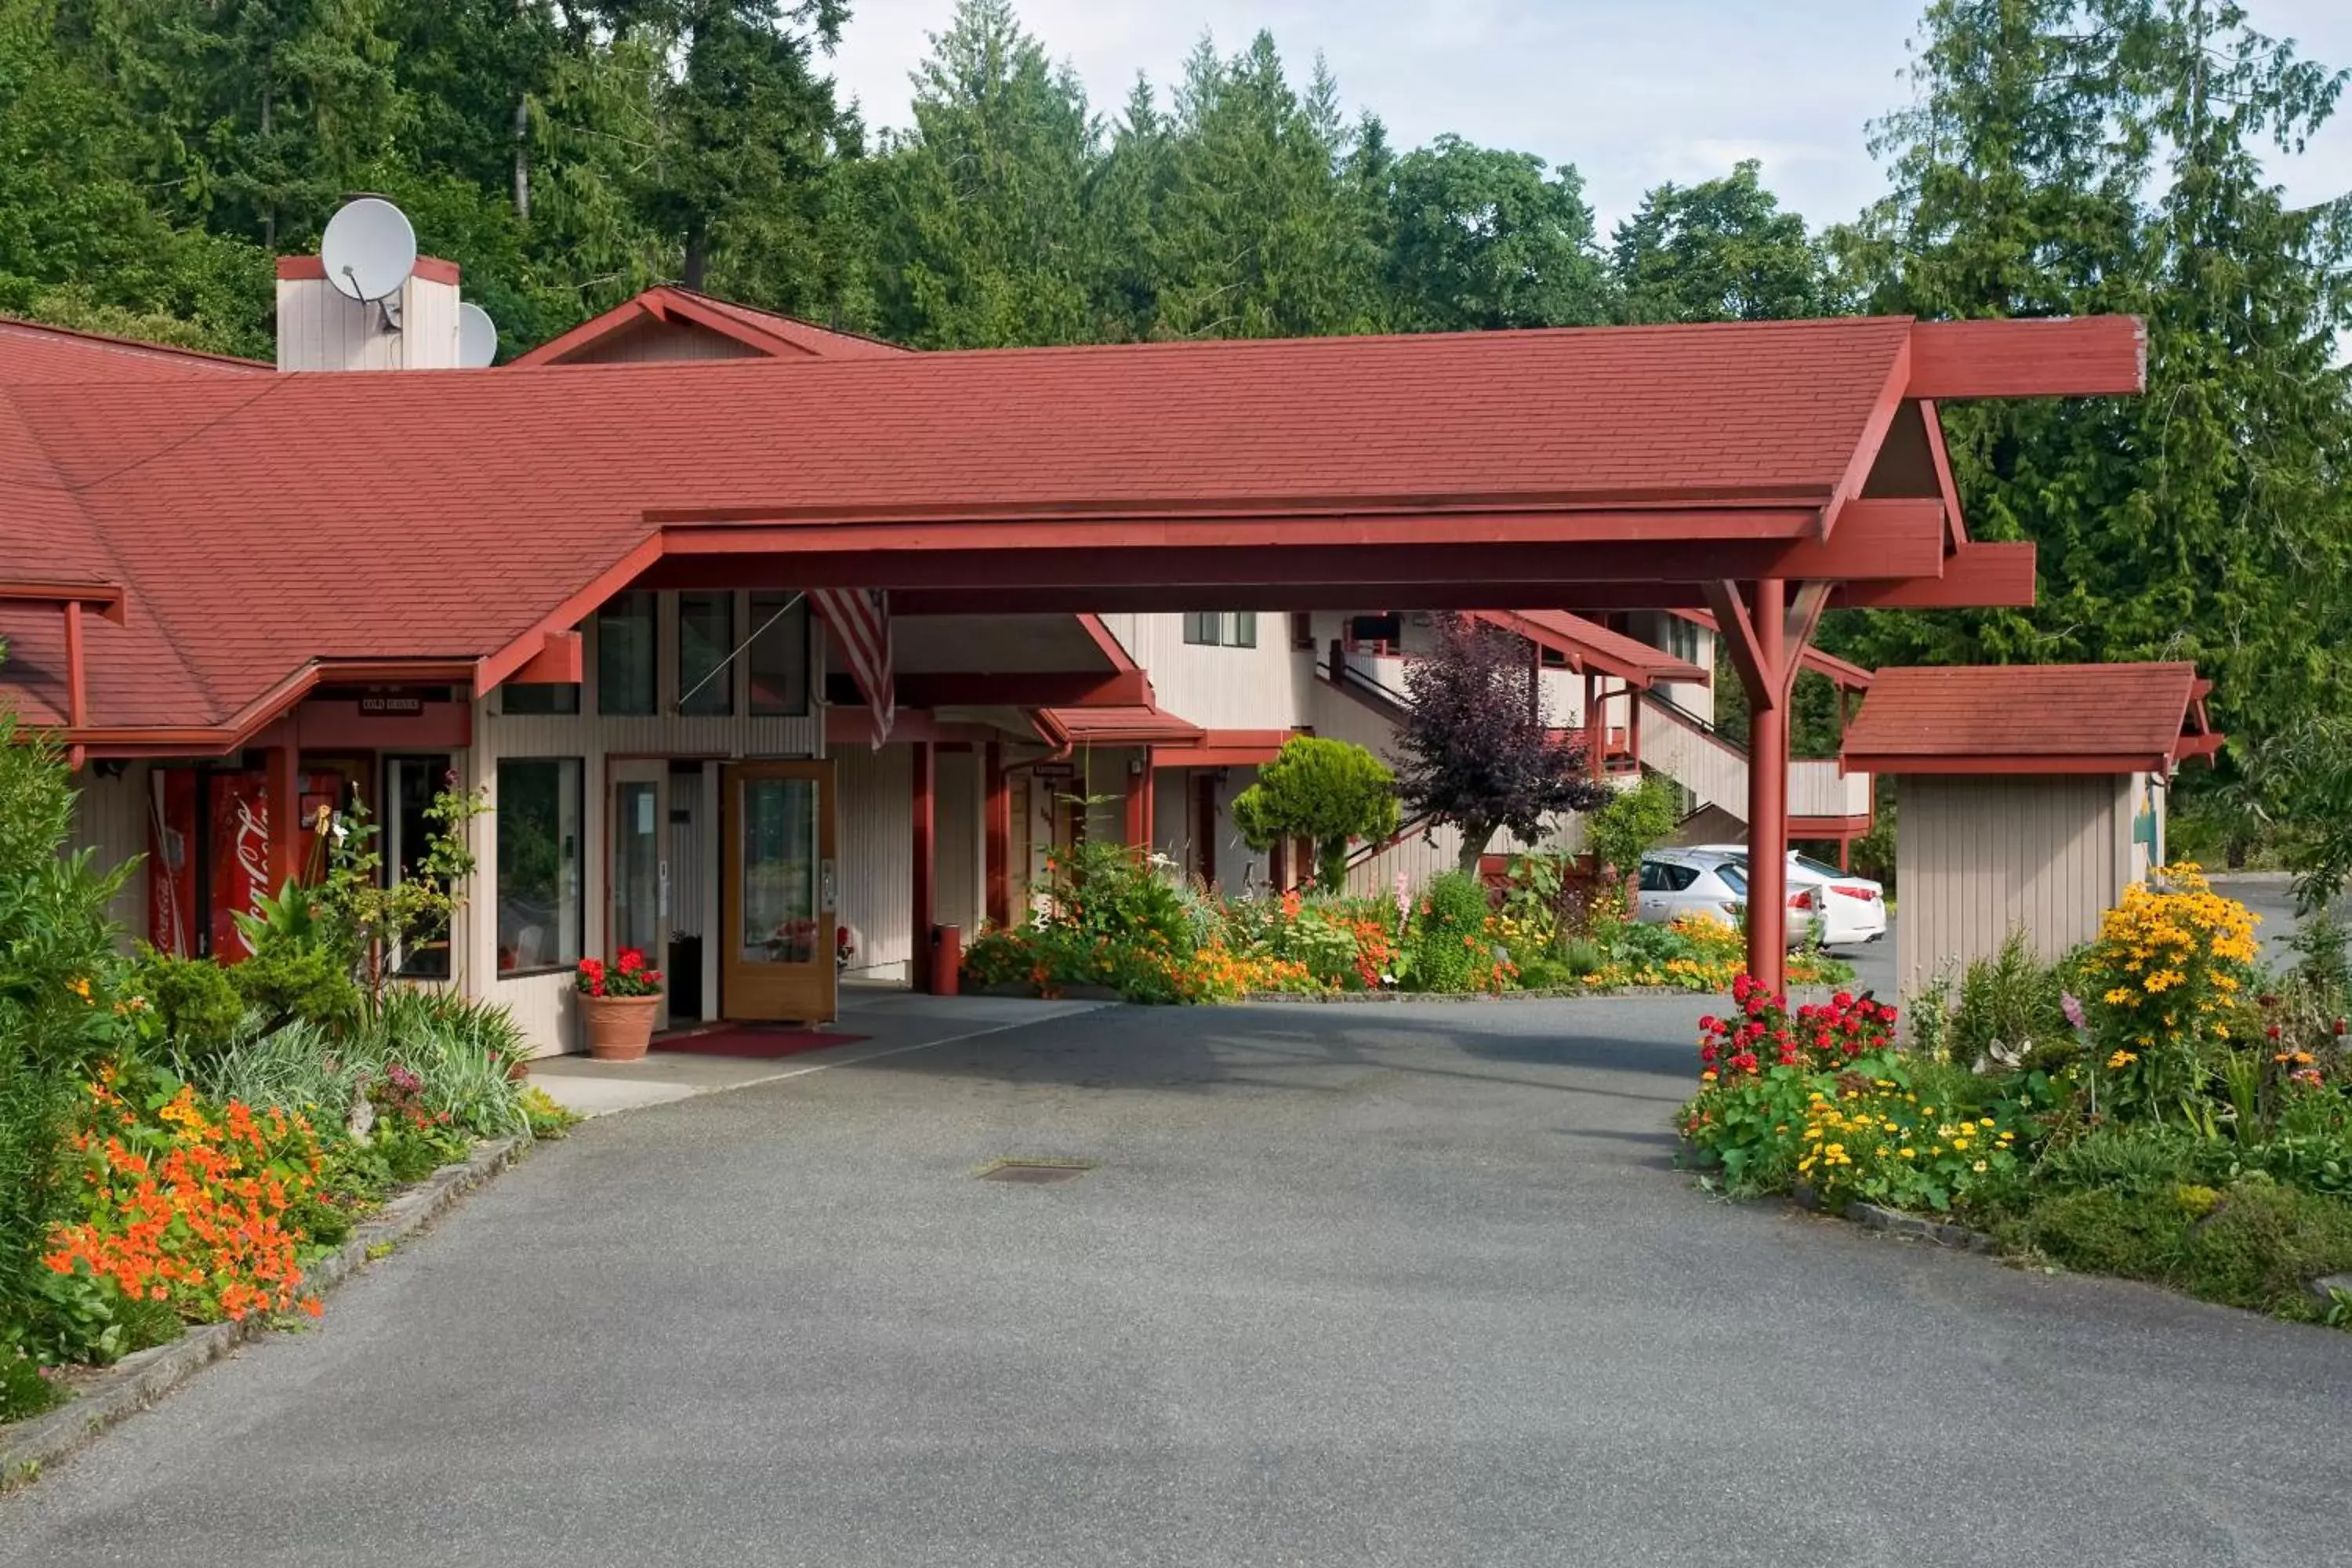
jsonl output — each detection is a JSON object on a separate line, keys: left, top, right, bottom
{"left": 359, "top": 695, "right": 426, "bottom": 716}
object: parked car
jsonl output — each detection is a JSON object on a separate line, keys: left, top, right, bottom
{"left": 1689, "top": 845, "right": 1889, "bottom": 949}
{"left": 1634, "top": 849, "right": 1806, "bottom": 951}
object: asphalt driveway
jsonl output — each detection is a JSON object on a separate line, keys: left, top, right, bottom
{"left": 5, "top": 997, "right": 2350, "bottom": 1566}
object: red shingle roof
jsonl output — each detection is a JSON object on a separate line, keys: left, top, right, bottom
{"left": 7, "top": 314, "right": 1918, "bottom": 739}
{"left": 1841, "top": 663, "right": 2214, "bottom": 773}
{"left": 0, "top": 318, "right": 269, "bottom": 383}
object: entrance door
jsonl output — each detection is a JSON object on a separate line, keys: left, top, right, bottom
{"left": 609, "top": 760, "right": 670, "bottom": 1033}
{"left": 720, "top": 760, "right": 837, "bottom": 1024}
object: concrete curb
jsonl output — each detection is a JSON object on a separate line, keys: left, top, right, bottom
{"left": 0, "top": 1135, "right": 522, "bottom": 1491}
{"left": 1843, "top": 1200, "right": 1999, "bottom": 1254}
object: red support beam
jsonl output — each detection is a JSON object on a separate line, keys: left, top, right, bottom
{"left": 911, "top": 740, "right": 935, "bottom": 991}
{"left": 1836, "top": 543, "right": 2038, "bottom": 609}
{"left": 1744, "top": 579, "right": 1790, "bottom": 992}
{"left": 984, "top": 742, "right": 1011, "bottom": 929}
{"left": 266, "top": 744, "right": 300, "bottom": 898}
{"left": 1125, "top": 758, "right": 1152, "bottom": 850}
{"left": 62, "top": 600, "right": 87, "bottom": 729}
{"left": 1905, "top": 318, "right": 2146, "bottom": 401}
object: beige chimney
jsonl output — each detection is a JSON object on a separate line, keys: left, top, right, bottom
{"left": 274, "top": 254, "right": 464, "bottom": 372}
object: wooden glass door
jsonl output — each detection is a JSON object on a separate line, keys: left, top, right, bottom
{"left": 720, "top": 760, "right": 837, "bottom": 1024}
{"left": 609, "top": 760, "right": 670, "bottom": 1033}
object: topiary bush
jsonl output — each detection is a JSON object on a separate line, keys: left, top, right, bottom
{"left": 135, "top": 952, "right": 246, "bottom": 1060}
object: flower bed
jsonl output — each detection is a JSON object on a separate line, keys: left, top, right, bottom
{"left": 1677, "top": 866, "right": 2352, "bottom": 1327}
{"left": 964, "top": 848, "right": 1853, "bottom": 1005}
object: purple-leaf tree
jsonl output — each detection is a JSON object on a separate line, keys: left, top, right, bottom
{"left": 1393, "top": 614, "right": 1613, "bottom": 872}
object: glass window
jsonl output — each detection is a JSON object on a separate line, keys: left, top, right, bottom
{"left": 748, "top": 593, "right": 811, "bottom": 716}
{"left": 1658, "top": 862, "right": 1700, "bottom": 891}
{"left": 597, "top": 590, "right": 656, "bottom": 716}
{"left": 1183, "top": 612, "right": 1254, "bottom": 648}
{"left": 496, "top": 758, "right": 582, "bottom": 973}
{"left": 500, "top": 682, "right": 579, "bottom": 716}
{"left": 677, "top": 591, "right": 734, "bottom": 716}
{"left": 1793, "top": 853, "right": 1845, "bottom": 879}
{"left": 739, "top": 775, "right": 818, "bottom": 965}
{"left": 386, "top": 756, "right": 454, "bottom": 978}
{"left": 1718, "top": 864, "right": 1749, "bottom": 895}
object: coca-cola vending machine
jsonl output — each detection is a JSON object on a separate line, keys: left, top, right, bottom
{"left": 210, "top": 771, "right": 273, "bottom": 960}
{"left": 146, "top": 766, "right": 302, "bottom": 962}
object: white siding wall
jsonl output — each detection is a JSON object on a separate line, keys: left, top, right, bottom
{"left": 458, "top": 593, "right": 823, "bottom": 1055}
{"left": 275, "top": 274, "right": 462, "bottom": 371}
{"left": 837, "top": 743, "right": 912, "bottom": 979}
{"left": 70, "top": 762, "right": 151, "bottom": 947}
{"left": 1097, "top": 613, "right": 1309, "bottom": 729}
{"left": 1895, "top": 774, "right": 2132, "bottom": 1006}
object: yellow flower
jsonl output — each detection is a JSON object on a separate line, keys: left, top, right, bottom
{"left": 67, "top": 976, "right": 93, "bottom": 1001}
{"left": 2107, "top": 1049, "right": 2138, "bottom": 1069}
{"left": 1899, "top": 1147, "right": 1915, "bottom": 1159}
{"left": 1973, "top": 1160, "right": 1988, "bottom": 1174}
{"left": 2103, "top": 986, "right": 2136, "bottom": 1006}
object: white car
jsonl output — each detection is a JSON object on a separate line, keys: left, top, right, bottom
{"left": 1634, "top": 849, "right": 1807, "bottom": 950}
{"left": 1689, "top": 845, "right": 1889, "bottom": 949}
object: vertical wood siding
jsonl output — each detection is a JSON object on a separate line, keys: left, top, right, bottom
{"left": 837, "top": 742, "right": 913, "bottom": 977}
{"left": 1896, "top": 774, "right": 2131, "bottom": 1005}
{"left": 274, "top": 276, "right": 462, "bottom": 371}
{"left": 70, "top": 763, "right": 150, "bottom": 947}
{"left": 1097, "top": 613, "right": 1310, "bottom": 729}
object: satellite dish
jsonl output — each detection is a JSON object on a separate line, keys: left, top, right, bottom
{"left": 457, "top": 303, "right": 499, "bottom": 368}
{"left": 319, "top": 197, "right": 416, "bottom": 303}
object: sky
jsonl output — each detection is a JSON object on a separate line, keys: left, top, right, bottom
{"left": 825, "top": 0, "right": 2352, "bottom": 234}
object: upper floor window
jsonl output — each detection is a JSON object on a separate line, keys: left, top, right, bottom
{"left": 748, "top": 592, "right": 811, "bottom": 716}
{"left": 501, "top": 681, "right": 579, "bottom": 716}
{"left": 1666, "top": 614, "right": 1701, "bottom": 666}
{"left": 677, "top": 591, "right": 735, "bottom": 716}
{"left": 1183, "top": 611, "right": 1258, "bottom": 648}
{"left": 597, "top": 590, "right": 657, "bottom": 716}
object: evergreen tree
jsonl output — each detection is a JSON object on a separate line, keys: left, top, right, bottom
{"left": 1148, "top": 33, "right": 1377, "bottom": 339}
{"left": 866, "top": 0, "right": 1096, "bottom": 347}
{"left": 1840, "top": 0, "right": 2352, "bottom": 789}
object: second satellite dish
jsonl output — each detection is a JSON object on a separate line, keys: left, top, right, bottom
{"left": 457, "top": 303, "right": 499, "bottom": 368}
{"left": 320, "top": 197, "right": 417, "bottom": 303}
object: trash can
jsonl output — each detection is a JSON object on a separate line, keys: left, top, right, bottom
{"left": 930, "top": 924, "right": 962, "bottom": 996}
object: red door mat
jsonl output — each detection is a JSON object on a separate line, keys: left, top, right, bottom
{"left": 652, "top": 1026, "right": 869, "bottom": 1061}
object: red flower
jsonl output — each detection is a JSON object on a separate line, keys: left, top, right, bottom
{"left": 617, "top": 949, "right": 645, "bottom": 975}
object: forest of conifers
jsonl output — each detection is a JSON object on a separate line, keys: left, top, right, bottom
{"left": 5, "top": 0, "right": 2350, "bottom": 858}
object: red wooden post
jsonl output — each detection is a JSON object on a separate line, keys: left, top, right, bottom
{"left": 1124, "top": 756, "right": 1151, "bottom": 849}
{"left": 1628, "top": 685, "right": 1642, "bottom": 771}
{"left": 267, "top": 744, "right": 300, "bottom": 895}
{"left": 911, "top": 741, "right": 935, "bottom": 991}
{"left": 1583, "top": 672, "right": 1602, "bottom": 778}
{"left": 1195, "top": 774, "right": 1218, "bottom": 884}
{"left": 1744, "top": 579, "right": 1790, "bottom": 989}
{"left": 983, "top": 742, "right": 1010, "bottom": 928}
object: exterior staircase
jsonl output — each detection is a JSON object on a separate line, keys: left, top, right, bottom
{"left": 1636, "top": 690, "right": 1873, "bottom": 838}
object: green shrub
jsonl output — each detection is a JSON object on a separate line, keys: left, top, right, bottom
{"left": 229, "top": 943, "right": 362, "bottom": 1035}
{"left": 135, "top": 953, "right": 247, "bottom": 1058}
{"left": 1584, "top": 775, "right": 1681, "bottom": 878}
{"left": 1405, "top": 872, "right": 1502, "bottom": 993}
{"left": 0, "top": 1333, "right": 63, "bottom": 1423}
{"left": 1949, "top": 930, "right": 2070, "bottom": 1067}
{"left": 0, "top": 710, "right": 136, "bottom": 1356}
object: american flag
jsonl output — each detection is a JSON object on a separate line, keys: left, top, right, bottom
{"left": 812, "top": 588, "right": 893, "bottom": 748}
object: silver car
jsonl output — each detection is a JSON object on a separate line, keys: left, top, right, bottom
{"left": 1635, "top": 848, "right": 1810, "bottom": 949}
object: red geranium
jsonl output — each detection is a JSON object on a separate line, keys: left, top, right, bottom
{"left": 575, "top": 953, "right": 662, "bottom": 998}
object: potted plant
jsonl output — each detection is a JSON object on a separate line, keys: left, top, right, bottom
{"left": 576, "top": 948, "right": 663, "bottom": 1061}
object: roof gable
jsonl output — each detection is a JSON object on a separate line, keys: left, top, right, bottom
{"left": 510, "top": 286, "right": 909, "bottom": 367}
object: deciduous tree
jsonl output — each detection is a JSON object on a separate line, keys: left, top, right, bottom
{"left": 1392, "top": 615, "right": 1612, "bottom": 873}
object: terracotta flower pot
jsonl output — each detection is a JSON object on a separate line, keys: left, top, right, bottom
{"left": 579, "top": 991, "right": 660, "bottom": 1062}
